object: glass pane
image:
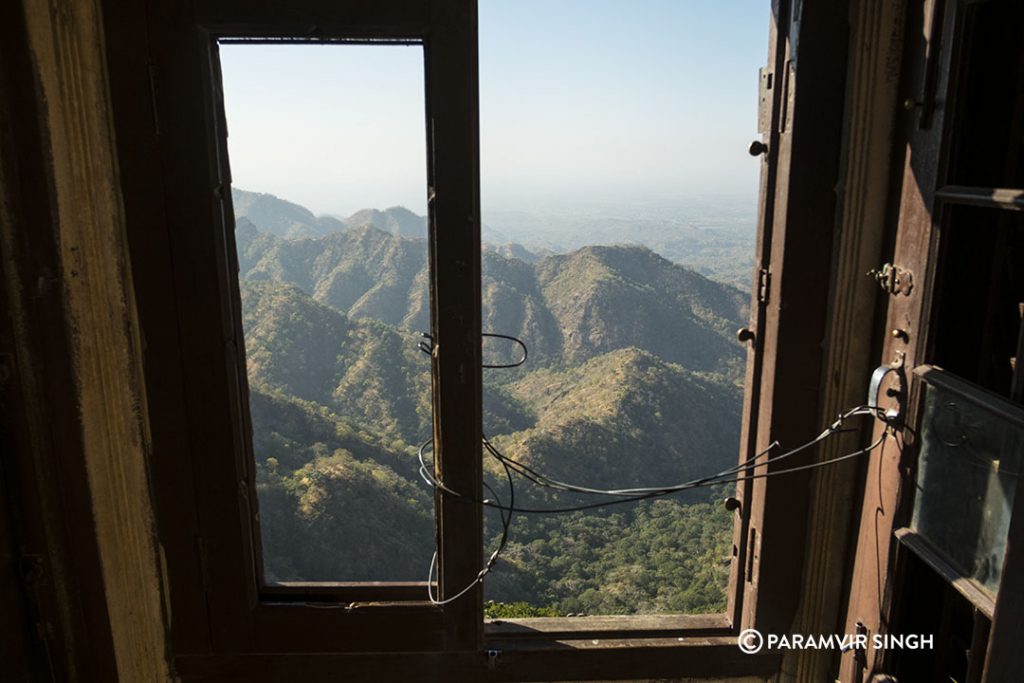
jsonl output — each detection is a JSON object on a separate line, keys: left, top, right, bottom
{"left": 931, "top": 206, "right": 1024, "bottom": 399}
{"left": 950, "top": 0, "right": 1024, "bottom": 188}
{"left": 911, "top": 371, "right": 1024, "bottom": 594}
{"left": 478, "top": 1, "right": 766, "bottom": 616}
{"left": 219, "top": 43, "right": 434, "bottom": 583}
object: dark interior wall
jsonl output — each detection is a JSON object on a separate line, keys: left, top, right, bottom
{"left": 0, "top": 0, "right": 122, "bottom": 679}
{"left": 0, "top": 0, "right": 175, "bottom": 679}
{"left": 0, "top": 440, "right": 36, "bottom": 679}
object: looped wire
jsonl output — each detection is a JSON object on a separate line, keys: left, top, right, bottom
{"left": 417, "top": 332, "right": 529, "bottom": 368}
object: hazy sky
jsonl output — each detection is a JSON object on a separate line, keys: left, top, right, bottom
{"left": 220, "top": 1, "right": 769, "bottom": 217}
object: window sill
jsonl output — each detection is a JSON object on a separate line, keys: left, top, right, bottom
{"left": 485, "top": 612, "right": 731, "bottom": 641}
{"left": 174, "top": 636, "right": 777, "bottom": 682}
{"left": 262, "top": 581, "right": 432, "bottom": 603}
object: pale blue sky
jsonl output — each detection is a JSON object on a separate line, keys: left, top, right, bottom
{"left": 220, "top": 1, "right": 769, "bottom": 217}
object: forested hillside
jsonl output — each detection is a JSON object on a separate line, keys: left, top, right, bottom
{"left": 235, "top": 189, "right": 749, "bottom": 615}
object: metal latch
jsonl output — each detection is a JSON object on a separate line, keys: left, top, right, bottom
{"left": 868, "top": 263, "right": 913, "bottom": 296}
{"left": 868, "top": 351, "right": 906, "bottom": 427}
{"left": 757, "top": 268, "right": 770, "bottom": 305}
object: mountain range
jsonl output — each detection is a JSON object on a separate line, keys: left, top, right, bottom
{"left": 233, "top": 188, "right": 758, "bottom": 289}
{"left": 236, "top": 212, "right": 748, "bottom": 376}
{"left": 233, "top": 188, "right": 750, "bottom": 614}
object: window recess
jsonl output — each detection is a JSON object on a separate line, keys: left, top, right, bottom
{"left": 118, "top": 0, "right": 823, "bottom": 677}
{"left": 128, "top": 0, "right": 482, "bottom": 655}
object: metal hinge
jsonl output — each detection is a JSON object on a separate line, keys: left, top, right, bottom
{"left": 757, "top": 268, "right": 771, "bottom": 305}
{"left": 868, "top": 263, "right": 913, "bottom": 296}
{"left": 757, "top": 66, "right": 773, "bottom": 133}
{"left": 745, "top": 527, "right": 757, "bottom": 582}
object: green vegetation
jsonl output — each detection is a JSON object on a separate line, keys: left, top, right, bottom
{"left": 236, "top": 193, "right": 749, "bottom": 614}
{"left": 484, "top": 601, "right": 560, "bottom": 619}
{"left": 483, "top": 497, "right": 733, "bottom": 615}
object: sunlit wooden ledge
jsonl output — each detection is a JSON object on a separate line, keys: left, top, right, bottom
{"left": 485, "top": 612, "right": 731, "bottom": 640}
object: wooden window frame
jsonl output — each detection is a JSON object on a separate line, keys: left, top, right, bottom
{"left": 115, "top": 0, "right": 485, "bottom": 657}
{"left": 103, "top": 0, "right": 853, "bottom": 677}
{"left": 730, "top": 0, "right": 858, "bottom": 641}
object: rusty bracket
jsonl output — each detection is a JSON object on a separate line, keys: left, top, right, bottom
{"left": 867, "top": 263, "right": 913, "bottom": 296}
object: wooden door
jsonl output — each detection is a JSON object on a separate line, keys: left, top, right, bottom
{"left": 840, "top": 1, "right": 1024, "bottom": 681}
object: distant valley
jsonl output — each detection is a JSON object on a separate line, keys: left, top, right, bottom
{"left": 233, "top": 188, "right": 758, "bottom": 290}
{"left": 233, "top": 188, "right": 751, "bottom": 615}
